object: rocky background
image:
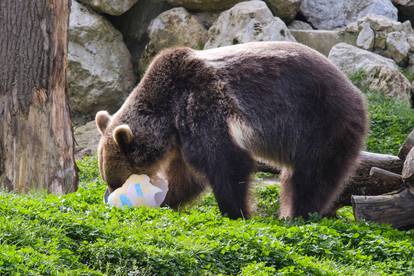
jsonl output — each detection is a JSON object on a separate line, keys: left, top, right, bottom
{"left": 70, "top": 0, "right": 414, "bottom": 158}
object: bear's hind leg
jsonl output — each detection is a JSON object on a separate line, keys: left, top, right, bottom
{"left": 279, "top": 156, "right": 352, "bottom": 219}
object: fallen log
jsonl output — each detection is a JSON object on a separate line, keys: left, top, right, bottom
{"left": 398, "top": 129, "right": 414, "bottom": 161}
{"left": 402, "top": 147, "right": 414, "bottom": 183}
{"left": 352, "top": 185, "right": 414, "bottom": 229}
{"left": 369, "top": 167, "right": 402, "bottom": 187}
{"left": 329, "top": 151, "right": 404, "bottom": 210}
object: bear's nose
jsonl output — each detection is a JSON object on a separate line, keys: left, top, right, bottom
{"left": 103, "top": 187, "right": 111, "bottom": 203}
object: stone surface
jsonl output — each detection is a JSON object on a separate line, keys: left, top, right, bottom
{"left": 69, "top": 1, "right": 136, "bottom": 124}
{"left": 349, "top": 16, "right": 414, "bottom": 64}
{"left": 78, "top": 0, "right": 139, "bottom": 15}
{"left": 328, "top": 43, "right": 411, "bottom": 103}
{"left": 385, "top": 31, "right": 410, "bottom": 65}
{"left": 356, "top": 22, "right": 375, "bottom": 50}
{"left": 300, "top": 0, "right": 398, "bottom": 30}
{"left": 288, "top": 20, "right": 313, "bottom": 30}
{"left": 205, "top": 1, "right": 295, "bottom": 49}
{"left": 110, "top": 0, "right": 172, "bottom": 74}
{"left": 392, "top": 0, "right": 414, "bottom": 24}
{"left": 166, "top": 0, "right": 245, "bottom": 11}
{"left": 194, "top": 11, "right": 221, "bottom": 29}
{"left": 74, "top": 121, "right": 100, "bottom": 159}
{"left": 265, "top": 0, "right": 301, "bottom": 23}
{"left": 139, "top": 7, "right": 208, "bottom": 73}
{"left": 291, "top": 30, "right": 357, "bottom": 56}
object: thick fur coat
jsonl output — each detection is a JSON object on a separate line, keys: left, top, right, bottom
{"left": 96, "top": 41, "right": 368, "bottom": 219}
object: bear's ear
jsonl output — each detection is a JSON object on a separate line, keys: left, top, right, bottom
{"left": 95, "top": 111, "right": 111, "bottom": 135}
{"left": 113, "top": 124, "right": 133, "bottom": 148}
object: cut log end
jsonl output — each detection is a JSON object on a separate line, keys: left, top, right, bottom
{"left": 352, "top": 186, "right": 414, "bottom": 229}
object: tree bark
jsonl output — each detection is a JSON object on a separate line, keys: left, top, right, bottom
{"left": 398, "top": 128, "right": 414, "bottom": 161}
{"left": 352, "top": 185, "right": 414, "bottom": 229}
{"left": 0, "top": 0, "right": 77, "bottom": 193}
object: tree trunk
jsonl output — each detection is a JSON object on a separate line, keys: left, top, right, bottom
{"left": 0, "top": 0, "right": 77, "bottom": 193}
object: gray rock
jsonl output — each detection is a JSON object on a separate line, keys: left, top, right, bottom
{"left": 139, "top": 7, "right": 208, "bottom": 73}
{"left": 110, "top": 0, "right": 172, "bottom": 75}
{"left": 392, "top": 0, "right": 414, "bottom": 25}
{"left": 288, "top": 20, "right": 313, "bottom": 30}
{"left": 291, "top": 30, "right": 357, "bottom": 56}
{"left": 300, "top": 0, "right": 398, "bottom": 30}
{"left": 68, "top": 1, "right": 136, "bottom": 124}
{"left": 78, "top": 0, "right": 139, "bottom": 15}
{"left": 205, "top": 1, "right": 295, "bottom": 49}
{"left": 356, "top": 22, "right": 375, "bottom": 50}
{"left": 74, "top": 121, "right": 100, "bottom": 159}
{"left": 194, "top": 11, "right": 221, "bottom": 29}
{"left": 328, "top": 43, "right": 411, "bottom": 103}
{"left": 265, "top": 0, "right": 301, "bottom": 23}
{"left": 166, "top": 0, "right": 245, "bottom": 11}
{"left": 350, "top": 16, "right": 414, "bottom": 64}
{"left": 385, "top": 31, "right": 410, "bottom": 65}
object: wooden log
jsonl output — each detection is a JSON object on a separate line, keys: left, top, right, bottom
{"left": 398, "top": 129, "right": 414, "bottom": 161}
{"left": 369, "top": 167, "right": 403, "bottom": 187}
{"left": 352, "top": 186, "right": 414, "bottom": 229}
{"left": 0, "top": 0, "right": 77, "bottom": 193}
{"left": 402, "top": 147, "right": 414, "bottom": 183}
{"left": 331, "top": 151, "right": 403, "bottom": 209}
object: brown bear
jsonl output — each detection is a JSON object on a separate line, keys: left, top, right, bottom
{"left": 96, "top": 41, "right": 368, "bottom": 219}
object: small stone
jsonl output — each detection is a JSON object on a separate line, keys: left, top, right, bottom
{"left": 288, "top": 20, "right": 313, "bottom": 30}
{"left": 385, "top": 31, "right": 410, "bottom": 65}
{"left": 356, "top": 22, "right": 375, "bottom": 50}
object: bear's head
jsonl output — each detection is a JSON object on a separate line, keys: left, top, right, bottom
{"left": 95, "top": 110, "right": 170, "bottom": 197}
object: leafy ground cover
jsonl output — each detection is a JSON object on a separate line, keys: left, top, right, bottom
{"left": 0, "top": 156, "right": 413, "bottom": 275}
{"left": 1, "top": 76, "right": 414, "bottom": 275}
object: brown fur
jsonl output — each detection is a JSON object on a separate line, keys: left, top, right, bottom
{"left": 97, "top": 41, "right": 368, "bottom": 219}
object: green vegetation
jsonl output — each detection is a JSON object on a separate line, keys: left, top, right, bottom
{"left": 0, "top": 73, "right": 413, "bottom": 275}
{"left": 350, "top": 71, "right": 414, "bottom": 155}
{"left": 0, "top": 156, "right": 413, "bottom": 275}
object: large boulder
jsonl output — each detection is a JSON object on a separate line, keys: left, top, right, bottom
{"left": 166, "top": 0, "right": 245, "bottom": 11}
{"left": 110, "top": 0, "right": 172, "bottom": 75}
{"left": 264, "top": 0, "right": 301, "bottom": 23}
{"left": 69, "top": 1, "right": 136, "bottom": 124}
{"left": 139, "top": 7, "right": 208, "bottom": 73}
{"left": 300, "top": 0, "right": 398, "bottom": 30}
{"left": 328, "top": 43, "right": 411, "bottom": 103}
{"left": 74, "top": 121, "right": 100, "bottom": 159}
{"left": 78, "top": 0, "right": 139, "bottom": 15}
{"left": 204, "top": 1, "right": 295, "bottom": 49}
{"left": 291, "top": 30, "right": 357, "bottom": 56}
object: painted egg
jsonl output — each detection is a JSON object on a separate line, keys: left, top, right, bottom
{"left": 107, "top": 174, "right": 168, "bottom": 208}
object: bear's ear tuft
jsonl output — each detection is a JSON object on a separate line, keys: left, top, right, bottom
{"left": 113, "top": 124, "right": 133, "bottom": 148}
{"left": 96, "top": 111, "right": 111, "bottom": 135}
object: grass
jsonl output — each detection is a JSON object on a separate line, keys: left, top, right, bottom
{"left": 0, "top": 156, "right": 413, "bottom": 275}
{"left": 0, "top": 73, "right": 413, "bottom": 275}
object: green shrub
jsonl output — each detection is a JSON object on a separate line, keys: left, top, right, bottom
{"left": 350, "top": 71, "right": 414, "bottom": 155}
